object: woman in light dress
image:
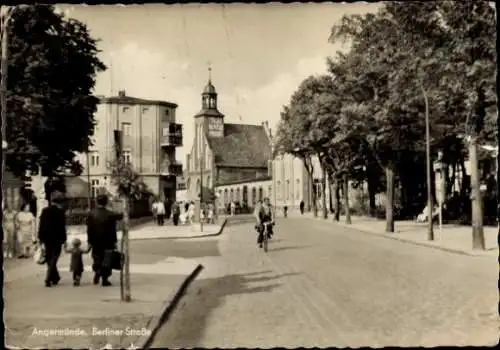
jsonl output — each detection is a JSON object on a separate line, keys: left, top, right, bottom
{"left": 187, "top": 201, "right": 195, "bottom": 224}
{"left": 3, "top": 202, "right": 18, "bottom": 259}
{"left": 15, "top": 204, "right": 36, "bottom": 258}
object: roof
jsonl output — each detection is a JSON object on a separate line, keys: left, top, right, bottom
{"left": 203, "top": 81, "right": 217, "bottom": 94}
{"left": 207, "top": 123, "right": 272, "bottom": 168}
{"left": 195, "top": 108, "right": 224, "bottom": 118}
{"left": 99, "top": 95, "right": 178, "bottom": 108}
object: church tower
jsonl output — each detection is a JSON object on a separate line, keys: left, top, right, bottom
{"left": 194, "top": 67, "right": 225, "bottom": 139}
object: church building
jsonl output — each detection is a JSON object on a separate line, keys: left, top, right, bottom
{"left": 185, "top": 71, "right": 273, "bottom": 211}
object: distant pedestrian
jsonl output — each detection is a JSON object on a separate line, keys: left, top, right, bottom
{"left": 15, "top": 204, "right": 36, "bottom": 258}
{"left": 187, "top": 201, "right": 195, "bottom": 224}
{"left": 283, "top": 202, "right": 288, "bottom": 218}
{"left": 172, "top": 201, "right": 180, "bottom": 226}
{"left": 165, "top": 198, "right": 172, "bottom": 221}
{"left": 152, "top": 198, "right": 166, "bottom": 226}
{"left": 3, "top": 203, "right": 18, "bottom": 259}
{"left": 184, "top": 202, "right": 189, "bottom": 213}
{"left": 87, "top": 194, "right": 123, "bottom": 287}
{"left": 207, "top": 203, "right": 214, "bottom": 224}
{"left": 300, "top": 200, "right": 305, "bottom": 215}
{"left": 63, "top": 237, "right": 91, "bottom": 286}
{"left": 230, "top": 201, "right": 236, "bottom": 216}
{"left": 37, "top": 191, "right": 68, "bottom": 287}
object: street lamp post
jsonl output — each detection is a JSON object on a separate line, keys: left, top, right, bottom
{"left": 421, "top": 85, "right": 434, "bottom": 241}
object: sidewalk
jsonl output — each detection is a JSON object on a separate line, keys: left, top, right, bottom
{"left": 67, "top": 220, "right": 226, "bottom": 243}
{"left": 4, "top": 256, "right": 203, "bottom": 349}
{"left": 291, "top": 211, "right": 498, "bottom": 256}
{"left": 4, "top": 219, "right": 226, "bottom": 287}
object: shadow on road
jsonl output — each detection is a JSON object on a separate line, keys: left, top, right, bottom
{"left": 152, "top": 270, "right": 299, "bottom": 348}
{"left": 268, "top": 245, "right": 312, "bottom": 252}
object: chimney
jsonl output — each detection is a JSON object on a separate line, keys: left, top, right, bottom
{"left": 118, "top": 90, "right": 126, "bottom": 97}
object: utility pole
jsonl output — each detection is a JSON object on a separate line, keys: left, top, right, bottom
{"left": 114, "top": 130, "right": 131, "bottom": 302}
{"left": 422, "top": 85, "right": 434, "bottom": 241}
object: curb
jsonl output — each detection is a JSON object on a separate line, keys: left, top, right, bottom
{"left": 332, "top": 222, "right": 497, "bottom": 257}
{"left": 135, "top": 263, "right": 204, "bottom": 349}
{"left": 302, "top": 216, "right": 496, "bottom": 257}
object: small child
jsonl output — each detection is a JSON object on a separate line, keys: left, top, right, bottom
{"left": 64, "top": 238, "right": 91, "bottom": 286}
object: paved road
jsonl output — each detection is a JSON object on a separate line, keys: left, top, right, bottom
{"left": 151, "top": 217, "right": 499, "bottom": 348}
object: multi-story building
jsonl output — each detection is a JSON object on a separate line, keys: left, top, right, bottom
{"left": 66, "top": 90, "right": 183, "bottom": 201}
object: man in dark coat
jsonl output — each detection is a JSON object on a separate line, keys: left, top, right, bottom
{"left": 38, "top": 191, "right": 68, "bottom": 287}
{"left": 171, "top": 201, "right": 180, "bottom": 226}
{"left": 87, "top": 194, "right": 123, "bottom": 286}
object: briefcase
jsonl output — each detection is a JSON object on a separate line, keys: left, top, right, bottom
{"left": 103, "top": 249, "right": 124, "bottom": 271}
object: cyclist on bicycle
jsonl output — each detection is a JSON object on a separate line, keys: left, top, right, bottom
{"left": 254, "top": 197, "right": 275, "bottom": 247}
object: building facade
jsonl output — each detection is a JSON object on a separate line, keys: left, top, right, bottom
{"left": 185, "top": 74, "right": 272, "bottom": 210}
{"left": 67, "top": 90, "right": 183, "bottom": 201}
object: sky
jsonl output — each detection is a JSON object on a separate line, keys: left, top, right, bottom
{"left": 58, "top": 3, "right": 381, "bottom": 163}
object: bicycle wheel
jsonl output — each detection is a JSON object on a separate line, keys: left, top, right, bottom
{"left": 263, "top": 230, "right": 268, "bottom": 252}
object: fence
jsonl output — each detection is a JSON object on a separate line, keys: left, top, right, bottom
{"left": 66, "top": 196, "right": 152, "bottom": 226}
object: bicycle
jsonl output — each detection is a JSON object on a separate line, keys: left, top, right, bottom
{"left": 260, "top": 221, "right": 274, "bottom": 253}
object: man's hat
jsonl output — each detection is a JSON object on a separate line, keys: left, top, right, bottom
{"left": 50, "top": 190, "right": 67, "bottom": 204}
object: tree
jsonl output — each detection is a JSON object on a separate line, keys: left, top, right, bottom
{"left": 275, "top": 103, "right": 318, "bottom": 217}
{"left": 108, "top": 157, "right": 149, "bottom": 302}
{"left": 4, "top": 5, "right": 106, "bottom": 178}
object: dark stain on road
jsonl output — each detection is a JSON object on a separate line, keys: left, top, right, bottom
{"left": 131, "top": 239, "right": 222, "bottom": 259}
{"left": 268, "top": 245, "right": 313, "bottom": 252}
{"left": 151, "top": 270, "right": 298, "bottom": 348}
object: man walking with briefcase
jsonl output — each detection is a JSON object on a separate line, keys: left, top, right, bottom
{"left": 87, "top": 194, "right": 123, "bottom": 286}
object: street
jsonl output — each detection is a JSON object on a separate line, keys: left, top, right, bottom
{"left": 150, "top": 217, "right": 499, "bottom": 348}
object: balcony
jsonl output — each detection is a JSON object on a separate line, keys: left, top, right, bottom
{"left": 161, "top": 162, "right": 183, "bottom": 176}
{"left": 161, "top": 123, "right": 183, "bottom": 147}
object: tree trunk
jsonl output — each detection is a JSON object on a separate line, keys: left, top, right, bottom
{"left": 343, "top": 174, "right": 351, "bottom": 224}
{"left": 385, "top": 164, "right": 395, "bottom": 233}
{"left": 367, "top": 168, "right": 377, "bottom": 216}
{"left": 334, "top": 178, "right": 341, "bottom": 221}
{"left": 321, "top": 167, "right": 328, "bottom": 219}
{"left": 331, "top": 177, "right": 340, "bottom": 221}
{"left": 310, "top": 173, "right": 318, "bottom": 217}
{"left": 121, "top": 196, "right": 132, "bottom": 302}
{"left": 469, "top": 137, "right": 485, "bottom": 250}
{"left": 329, "top": 178, "right": 334, "bottom": 213}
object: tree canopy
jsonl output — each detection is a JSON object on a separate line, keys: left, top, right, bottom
{"left": 274, "top": 0, "right": 497, "bottom": 227}
{"left": 4, "top": 5, "right": 106, "bottom": 177}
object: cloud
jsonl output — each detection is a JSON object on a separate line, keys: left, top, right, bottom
{"left": 94, "top": 41, "right": 330, "bottom": 164}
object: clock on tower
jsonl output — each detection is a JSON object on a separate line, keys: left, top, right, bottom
{"left": 208, "top": 118, "right": 224, "bottom": 136}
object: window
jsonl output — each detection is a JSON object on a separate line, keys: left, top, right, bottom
{"left": 142, "top": 107, "right": 149, "bottom": 114}
{"left": 276, "top": 181, "right": 281, "bottom": 199}
{"left": 121, "top": 122, "right": 131, "bottom": 136}
{"left": 90, "top": 152, "right": 100, "bottom": 167}
{"left": 165, "top": 109, "right": 170, "bottom": 116}
{"left": 162, "top": 127, "right": 169, "bottom": 136}
{"left": 91, "top": 179, "right": 99, "bottom": 198}
{"left": 296, "top": 179, "right": 300, "bottom": 199}
{"left": 123, "top": 150, "right": 132, "bottom": 164}
{"left": 268, "top": 185, "right": 272, "bottom": 199}
{"left": 258, "top": 187, "right": 263, "bottom": 201}
{"left": 286, "top": 180, "right": 290, "bottom": 200}
{"left": 122, "top": 106, "right": 130, "bottom": 113}
{"left": 236, "top": 188, "right": 241, "bottom": 202}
